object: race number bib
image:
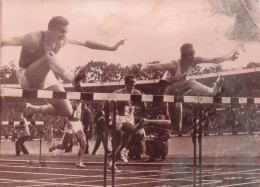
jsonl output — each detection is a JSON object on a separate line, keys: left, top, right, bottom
{"left": 73, "top": 107, "right": 81, "bottom": 119}
{"left": 125, "top": 106, "right": 135, "bottom": 116}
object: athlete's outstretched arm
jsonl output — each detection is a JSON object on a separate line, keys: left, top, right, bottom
{"left": 68, "top": 39, "right": 126, "bottom": 51}
{"left": 1, "top": 37, "right": 23, "bottom": 47}
{"left": 197, "top": 51, "right": 239, "bottom": 64}
{"left": 140, "top": 60, "right": 178, "bottom": 73}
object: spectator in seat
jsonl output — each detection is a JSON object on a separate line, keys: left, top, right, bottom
{"left": 145, "top": 115, "right": 171, "bottom": 162}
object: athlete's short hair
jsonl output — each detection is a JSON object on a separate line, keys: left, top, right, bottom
{"left": 48, "top": 16, "right": 69, "bottom": 30}
{"left": 180, "top": 43, "right": 194, "bottom": 56}
{"left": 125, "top": 75, "right": 136, "bottom": 83}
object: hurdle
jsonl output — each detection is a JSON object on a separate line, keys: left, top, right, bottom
{"left": 2, "top": 121, "right": 44, "bottom": 126}
{"left": 1, "top": 88, "right": 260, "bottom": 187}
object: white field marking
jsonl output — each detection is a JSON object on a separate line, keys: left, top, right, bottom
{"left": 0, "top": 163, "right": 193, "bottom": 178}
{"left": 71, "top": 179, "right": 109, "bottom": 184}
{"left": 112, "top": 180, "right": 161, "bottom": 187}
{"left": 176, "top": 168, "right": 260, "bottom": 182}
{"left": 122, "top": 168, "right": 260, "bottom": 187}
{"left": 28, "top": 174, "right": 209, "bottom": 187}
{"left": 0, "top": 175, "right": 103, "bottom": 187}
{"left": 0, "top": 164, "right": 197, "bottom": 183}
{"left": 0, "top": 163, "right": 104, "bottom": 172}
{"left": 0, "top": 178, "right": 37, "bottom": 184}
{"left": 162, "top": 167, "right": 192, "bottom": 170}
{"left": 184, "top": 172, "right": 260, "bottom": 182}
{"left": 114, "top": 178, "right": 220, "bottom": 187}
{"left": 0, "top": 170, "right": 103, "bottom": 179}
{"left": 0, "top": 176, "right": 85, "bottom": 183}
{"left": 73, "top": 176, "right": 195, "bottom": 185}
{"left": 0, "top": 176, "right": 103, "bottom": 187}
{"left": 200, "top": 168, "right": 260, "bottom": 177}
{"left": 200, "top": 167, "right": 260, "bottom": 175}
{"left": 234, "top": 168, "right": 260, "bottom": 173}
{"left": 0, "top": 163, "right": 194, "bottom": 182}
{"left": 27, "top": 181, "right": 102, "bottom": 187}
{"left": 243, "top": 176, "right": 259, "bottom": 180}
{"left": 30, "top": 176, "right": 88, "bottom": 182}
{"left": 217, "top": 180, "right": 260, "bottom": 187}
{"left": 179, "top": 180, "right": 222, "bottom": 187}
{"left": 118, "top": 169, "right": 193, "bottom": 175}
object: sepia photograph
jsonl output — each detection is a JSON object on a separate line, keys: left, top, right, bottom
{"left": 0, "top": 0, "right": 260, "bottom": 186}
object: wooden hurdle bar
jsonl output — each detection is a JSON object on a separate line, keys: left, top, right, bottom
{"left": 1, "top": 88, "right": 260, "bottom": 187}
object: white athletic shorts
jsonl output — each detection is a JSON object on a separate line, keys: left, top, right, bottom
{"left": 64, "top": 121, "right": 83, "bottom": 134}
{"left": 64, "top": 124, "right": 73, "bottom": 134}
{"left": 116, "top": 115, "right": 135, "bottom": 131}
{"left": 16, "top": 67, "right": 59, "bottom": 89}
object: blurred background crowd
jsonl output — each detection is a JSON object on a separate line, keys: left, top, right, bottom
{"left": 1, "top": 59, "right": 260, "bottom": 161}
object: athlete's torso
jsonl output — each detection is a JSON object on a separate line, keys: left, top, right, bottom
{"left": 19, "top": 31, "right": 65, "bottom": 68}
{"left": 162, "top": 59, "right": 197, "bottom": 83}
{"left": 114, "top": 88, "right": 141, "bottom": 116}
{"left": 68, "top": 102, "right": 82, "bottom": 121}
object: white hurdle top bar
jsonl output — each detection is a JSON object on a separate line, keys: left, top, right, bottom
{"left": 2, "top": 121, "right": 44, "bottom": 126}
{"left": 1, "top": 88, "right": 260, "bottom": 104}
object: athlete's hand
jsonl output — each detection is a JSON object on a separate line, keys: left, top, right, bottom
{"left": 112, "top": 39, "right": 126, "bottom": 50}
{"left": 229, "top": 51, "right": 239, "bottom": 61}
{"left": 45, "top": 51, "right": 56, "bottom": 60}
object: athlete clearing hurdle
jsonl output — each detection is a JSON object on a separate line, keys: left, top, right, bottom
{"left": 1, "top": 16, "right": 125, "bottom": 117}
{"left": 135, "top": 43, "right": 239, "bottom": 133}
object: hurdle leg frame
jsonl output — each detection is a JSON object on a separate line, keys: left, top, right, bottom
{"left": 198, "top": 104, "right": 202, "bottom": 186}
{"left": 193, "top": 103, "right": 203, "bottom": 186}
{"left": 111, "top": 101, "right": 117, "bottom": 187}
{"left": 192, "top": 105, "right": 197, "bottom": 187}
{"left": 0, "top": 97, "right": 2, "bottom": 154}
{"left": 39, "top": 125, "right": 42, "bottom": 163}
{"left": 103, "top": 101, "right": 110, "bottom": 187}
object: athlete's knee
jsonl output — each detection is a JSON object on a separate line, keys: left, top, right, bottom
{"left": 58, "top": 103, "right": 73, "bottom": 117}
{"left": 78, "top": 135, "right": 86, "bottom": 149}
{"left": 80, "top": 140, "right": 86, "bottom": 149}
{"left": 121, "top": 122, "right": 135, "bottom": 133}
{"left": 65, "top": 107, "right": 73, "bottom": 117}
{"left": 45, "top": 51, "right": 58, "bottom": 65}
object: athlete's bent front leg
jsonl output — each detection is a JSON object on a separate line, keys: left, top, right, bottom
{"left": 189, "top": 78, "right": 223, "bottom": 96}
{"left": 26, "top": 84, "right": 73, "bottom": 117}
{"left": 45, "top": 51, "right": 74, "bottom": 82}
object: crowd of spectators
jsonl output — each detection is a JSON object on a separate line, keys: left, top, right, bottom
{"left": 1, "top": 102, "right": 259, "bottom": 141}
{"left": 1, "top": 60, "right": 260, "bottom": 140}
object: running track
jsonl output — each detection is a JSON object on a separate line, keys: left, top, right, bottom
{"left": 1, "top": 161, "right": 260, "bottom": 186}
